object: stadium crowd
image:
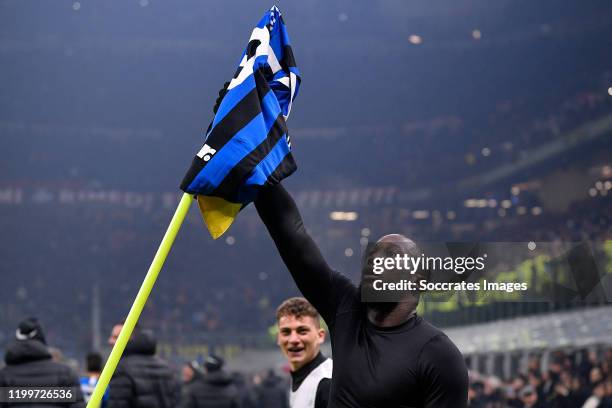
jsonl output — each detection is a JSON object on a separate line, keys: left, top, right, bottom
{"left": 0, "top": 153, "right": 610, "bottom": 352}
{"left": 1, "top": 45, "right": 610, "bottom": 349}
{"left": 1, "top": 316, "right": 611, "bottom": 407}
{"left": 468, "top": 349, "right": 612, "bottom": 408}
{"left": 0, "top": 317, "right": 290, "bottom": 408}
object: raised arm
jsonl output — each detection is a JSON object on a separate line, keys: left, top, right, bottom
{"left": 254, "top": 183, "right": 340, "bottom": 322}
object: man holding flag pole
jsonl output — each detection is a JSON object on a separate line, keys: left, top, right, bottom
{"left": 87, "top": 6, "right": 300, "bottom": 407}
{"left": 87, "top": 4, "right": 467, "bottom": 407}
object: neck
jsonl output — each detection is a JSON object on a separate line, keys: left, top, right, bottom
{"left": 291, "top": 351, "right": 322, "bottom": 373}
{"left": 367, "top": 299, "right": 417, "bottom": 327}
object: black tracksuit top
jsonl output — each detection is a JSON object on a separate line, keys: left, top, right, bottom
{"left": 255, "top": 184, "right": 468, "bottom": 408}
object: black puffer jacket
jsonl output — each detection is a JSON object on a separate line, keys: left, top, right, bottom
{"left": 181, "top": 370, "right": 240, "bottom": 408}
{"left": 107, "top": 331, "right": 178, "bottom": 408}
{"left": 0, "top": 339, "right": 85, "bottom": 408}
{"left": 254, "top": 372, "right": 289, "bottom": 408}
{"left": 180, "top": 369, "right": 204, "bottom": 408}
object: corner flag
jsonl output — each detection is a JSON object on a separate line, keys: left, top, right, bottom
{"left": 180, "top": 6, "right": 301, "bottom": 239}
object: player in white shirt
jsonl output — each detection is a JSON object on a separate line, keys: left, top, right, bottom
{"left": 276, "top": 297, "right": 332, "bottom": 408}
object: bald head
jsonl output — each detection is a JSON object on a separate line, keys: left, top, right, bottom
{"left": 364, "top": 233, "right": 430, "bottom": 285}
{"left": 362, "top": 233, "right": 424, "bottom": 324}
{"left": 376, "top": 234, "right": 419, "bottom": 256}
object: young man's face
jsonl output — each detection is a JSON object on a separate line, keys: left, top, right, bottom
{"left": 108, "top": 324, "right": 123, "bottom": 346}
{"left": 277, "top": 315, "right": 325, "bottom": 372}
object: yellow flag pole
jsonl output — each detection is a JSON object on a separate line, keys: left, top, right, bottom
{"left": 87, "top": 193, "right": 193, "bottom": 408}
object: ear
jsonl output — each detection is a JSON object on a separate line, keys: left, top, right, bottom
{"left": 317, "top": 328, "right": 326, "bottom": 345}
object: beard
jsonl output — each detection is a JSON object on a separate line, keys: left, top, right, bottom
{"left": 358, "top": 281, "right": 399, "bottom": 311}
{"left": 366, "top": 300, "right": 399, "bottom": 314}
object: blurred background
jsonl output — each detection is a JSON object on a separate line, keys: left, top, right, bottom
{"left": 1, "top": 0, "right": 611, "bottom": 405}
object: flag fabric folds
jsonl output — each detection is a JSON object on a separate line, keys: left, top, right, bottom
{"left": 180, "top": 6, "right": 300, "bottom": 239}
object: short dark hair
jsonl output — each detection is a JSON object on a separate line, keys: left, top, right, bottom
{"left": 86, "top": 352, "right": 103, "bottom": 372}
{"left": 276, "top": 297, "right": 320, "bottom": 323}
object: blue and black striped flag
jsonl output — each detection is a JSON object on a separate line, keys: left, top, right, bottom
{"left": 180, "top": 6, "right": 300, "bottom": 239}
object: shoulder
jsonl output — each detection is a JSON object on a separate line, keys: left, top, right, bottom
{"left": 3, "top": 360, "right": 78, "bottom": 385}
{"left": 118, "top": 354, "right": 158, "bottom": 369}
{"left": 418, "top": 332, "right": 464, "bottom": 366}
{"left": 121, "top": 355, "right": 174, "bottom": 382}
{"left": 412, "top": 319, "right": 454, "bottom": 350}
{"left": 416, "top": 331, "right": 468, "bottom": 406}
{"left": 33, "top": 359, "right": 77, "bottom": 377}
{"left": 306, "top": 358, "right": 333, "bottom": 386}
{"left": 417, "top": 332, "right": 467, "bottom": 386}
{"left": 415, "top": 320, "right": 465, "bottom": 371}
{"left": 416, "top": 317, "right": 446, "bottom": 336}
{"left": 319, "top": 358, "right": 333, "bottom": 377}
{"left": 307, "top": 357, "right": 333, "bottom": 381}
{"left": 115, "top": 355, "right": 137, "bottom": 372}
{"left": 111, "top": 360, "right": 134, "bottom": 382}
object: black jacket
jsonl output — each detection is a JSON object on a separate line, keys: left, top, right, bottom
{"left": 181, "top": 369, "right": 240, "bottom": 408}
{"left": 230, "top": 373, "right": 258, "bottom": 408}
{"left": 0, "top": 339, "right": 85, "bottom": 408}
{"left": 181, "top": 369, "right": 241, "bottom": 408}
{"left": 254, "top": 372, "right": 289, "bottom": 408}
{"left": 181, "top": 370, "right": 211, "bottom": 408}
{"left": 107, "top": 331, "right": 178, "bottom": 408}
